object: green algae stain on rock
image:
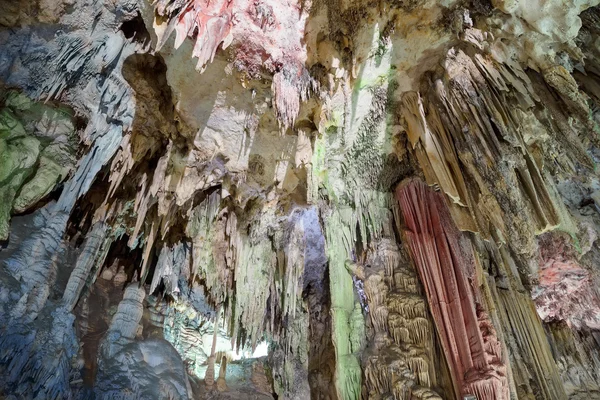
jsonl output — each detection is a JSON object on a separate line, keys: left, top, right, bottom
{"left": 0, "top": 90, "right": 77, "bottom": 240}
{"left": 324, "top": 208, "right": 365, "bottom": 400}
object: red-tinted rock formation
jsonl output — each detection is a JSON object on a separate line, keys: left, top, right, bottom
{"left": 153, "top": 0, "right": 314, "bottom": 128}
{"left": 154, "top": 0, "right": 234, "bottom": 70}
{"left": 396, "top": 179, "right": 508, "bottom": 400}
{"left": 535, "top": 233, "right": 600, "bottom": 330}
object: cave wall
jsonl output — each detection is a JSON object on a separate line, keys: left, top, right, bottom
{"left": 1, "top": 0, "right": 600, "bottom": 399}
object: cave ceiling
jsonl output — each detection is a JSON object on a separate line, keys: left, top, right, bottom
{"left": 1, "top": 0, "right": 600, "bottom": 399}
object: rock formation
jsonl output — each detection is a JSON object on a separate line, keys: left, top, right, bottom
{"left": 1, "top": 0, "right": 600, "bottom": 399}
{"left": 397, "top": 179, "right": 508, "bottom": 400}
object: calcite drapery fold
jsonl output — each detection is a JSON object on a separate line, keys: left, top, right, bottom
{"left": 472, "top": 234, "right": 570, "bottom": 400}
{"left": 396, "top": 179, "right": 508, "bottom": 400}
{"left": 357, "top": 238, "right": 443, "bottom": 399}
{"left": 403, "top": 47, "right": 570, "bottom": 260}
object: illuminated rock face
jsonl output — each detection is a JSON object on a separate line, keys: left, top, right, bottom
{"left": 2, "top": 0, "right": 600, "bottom": 399}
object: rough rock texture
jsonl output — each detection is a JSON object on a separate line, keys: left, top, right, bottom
{"left": 2, "top": 0, "right": 600, "bottom": 399}
{"left": 0, "top": 90, "right": 77, "bottom": 239}
{"left": 351, "top": 238, "right": 444, "bottom": 399}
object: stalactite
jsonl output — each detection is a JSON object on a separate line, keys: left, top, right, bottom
{"left": 545, "top": 321, "right": 600, "bottom": 397}
{"left": 401, "top": 91, "right": 464, "bottom": 206}
{"left": 186, "top": 191, "right": 225, "bottom": 302}
{"left": 232, "top": 235, "right": 275, "bottom": 349}
{"left": 472, "top": 235, "right": 569, "bottom": 400}
{"left": 1, "top": 30, "right": 137, "bottom": 354}
{"left": 152, "top": 0, "right": 314, "bottom": 128}
{"left": 397, "top": 179, "right": 509, "bottom": 400}
{"left": 272, "top": 64, "right": 317, "bottom": 130}
{"left": 269, "top": 208, "right": 314, "bottom": 399}
{"left": 149, "top": 241, "right": 190, "bottom": 297}
{"left": 496, "top": 289, "right": 567, "bottom": 399}
{"left": 418, "top": 48, "right": 568, "bottom": 256}
{"left": 3, "top": 0, "right": 600, "bottom": 398}
{"left": 63, "top": 223, "right": 110, "bottom": 310}
{"left": 153, "top": 0, "right": 234, "bottom": 71}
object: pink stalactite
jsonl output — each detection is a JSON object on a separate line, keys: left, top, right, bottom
{"left": 159, "top": 0, "right": 234, "bottom": 70}
{"left": 396, "top": 179, "right": 508, "bottom": 400}
{"left": 154, "top": 0, "right": 314, "bottom": 127}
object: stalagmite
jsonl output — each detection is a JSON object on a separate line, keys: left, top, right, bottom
{"left": 205, "top": 307, "right": 220, "bottom": 387}
{"left": 103, "top": 284, "right": 146, "bottom": 353}
{"left": 216, "top": 355, "right": 228, "bottom": 392}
